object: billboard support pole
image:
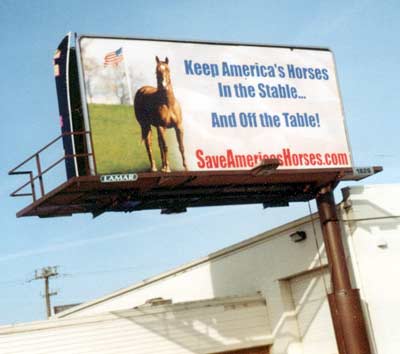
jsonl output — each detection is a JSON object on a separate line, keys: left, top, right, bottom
{"left": 316, "top": 185, "right": 372, "bottom": 354}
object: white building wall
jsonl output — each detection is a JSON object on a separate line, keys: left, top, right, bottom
{"left": 58, "top": 212, "right": 332, "bottom": 354}
{"left": 288, "top": 268, "right": 336, "bottom": 354}
{"left": 342, "top": 184, "right": 400, "bottom": 354}
{"left": 0, "top": 296, "right": 271, "bottom": 354}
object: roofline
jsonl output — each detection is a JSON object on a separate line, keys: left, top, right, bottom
{"left": 1, "top": 294, "right": 265, "bottom": 334}
{"left": 55, "top": 210, "right": 320, "bottom": 318}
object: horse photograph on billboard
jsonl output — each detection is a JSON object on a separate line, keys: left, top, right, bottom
{"left": 134, "top": 56, "right": 187, "bottom": 173}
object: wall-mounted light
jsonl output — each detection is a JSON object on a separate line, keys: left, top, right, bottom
{"left": 290, "top": 231, "right": 307, "bottom": 243}
{"left": 376, "top": 236, "right": 388, "bottom": 249}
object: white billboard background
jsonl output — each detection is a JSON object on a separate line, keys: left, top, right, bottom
{"left": 78, "top": 37, "right": 352, "bottom": 171}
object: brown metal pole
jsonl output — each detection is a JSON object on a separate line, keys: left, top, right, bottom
{"left": 35, "top": 154, "right": 45, "bottom": 197}
{"left": 316, "top": 185, "right": 372, "bottom": 354}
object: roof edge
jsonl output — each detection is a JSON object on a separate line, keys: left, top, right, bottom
{"left": 2, "top": 294, "right": 265, "bottom": 334}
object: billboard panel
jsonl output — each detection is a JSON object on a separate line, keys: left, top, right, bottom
{"left": 77, "top": 36, "right": 352, "bottom": 175}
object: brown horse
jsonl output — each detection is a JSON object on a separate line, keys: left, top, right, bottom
{"left": 134, "top": 56, "right": 187, "bottom": 172}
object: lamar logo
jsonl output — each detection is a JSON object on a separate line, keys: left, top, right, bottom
{"left": 100, "top": 174, "right": 138, "bottom": 183}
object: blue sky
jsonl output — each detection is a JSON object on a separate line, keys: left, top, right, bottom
{"left": 0, "top": 0, "right": 399, "bottom": 324}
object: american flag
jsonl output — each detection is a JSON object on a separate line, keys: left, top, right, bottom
{"left": 104, "top": 48, "right": 124, "bottom": 66}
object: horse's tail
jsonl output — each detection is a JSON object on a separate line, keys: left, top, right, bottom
{"left": 133, "top": 91, "right": 145, "bottom": 142}
{"left": 140, "top": 124, "right": 151, "bottom": 142}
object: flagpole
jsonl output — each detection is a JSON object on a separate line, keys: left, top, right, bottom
{"left": 122, "top": 48, "right": 133, "bottom": 105}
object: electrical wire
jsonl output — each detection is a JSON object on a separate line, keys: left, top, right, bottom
{"left": 0, "top": 262, "right": 176, "bottom": 287}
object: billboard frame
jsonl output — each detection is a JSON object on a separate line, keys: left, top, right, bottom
{"left": 9, "top": 145, "right": 382, "bottom": 217}
{"left": 54, "top": 33, "right": 79, "bottom": 178}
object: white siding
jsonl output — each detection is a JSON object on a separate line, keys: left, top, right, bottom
{"left": 343, "top": 184, "right": 400, "bottom": 354}
{"left": 57, "top": 216, "right": 328, "bottom": 354}
{"left": 0, "top": 296, "right": 271, "bottom": 354}
{"left": 289, "top": 268, "right": 337, "bottom": 354}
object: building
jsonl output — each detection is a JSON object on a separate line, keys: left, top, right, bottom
{"left": 0, "top": 184, "right": 399, "bottom": 354}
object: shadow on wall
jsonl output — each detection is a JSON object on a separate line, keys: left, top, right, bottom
{"left": 121, "top": 223, "right": 335, "bottom": 353}
{"left": 206, "top": 223, "right": 337, "bottom": 354}
{"left": 342, "top": 186, "right": 399, "bottom": 232}
{"left": 284, "top": 268, "right": 335, "bottom": 353}
{"left": 114, "top": 297, "right": 272, "bottom": 354}
{"left": 117, "top": 261, "right": 334, "bottom": 354}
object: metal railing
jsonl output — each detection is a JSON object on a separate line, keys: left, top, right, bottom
{"left": 8, "top": 131, "right": 94, "bottom": 202}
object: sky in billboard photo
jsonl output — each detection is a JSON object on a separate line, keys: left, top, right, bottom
{"left": 0, "top": 0, "right": 399, "bottom": 324}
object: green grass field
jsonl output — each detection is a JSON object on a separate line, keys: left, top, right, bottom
{"left": 88, "top": 104, "right": 181, "bottom": 174}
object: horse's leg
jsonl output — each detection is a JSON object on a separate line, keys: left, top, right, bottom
{"left": 143, "top": 126, "right": 157, "bottom": 172}
{"left": 175, "top": 124, "right": 188, "bottom": 171}
{"left": 157, "top": 126, "right": 170, "bottom": 173}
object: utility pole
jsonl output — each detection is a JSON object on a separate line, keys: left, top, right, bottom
{"left": 34, "top": 266, "right": 59, "bottom": 319}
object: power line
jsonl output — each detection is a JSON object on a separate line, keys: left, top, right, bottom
{"left": 1, "top": 262, "right": 176, "bottom": 287}
{"left": 63, "top": 263, "right": 174, "bottom": 278}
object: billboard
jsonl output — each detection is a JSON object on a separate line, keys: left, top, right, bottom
{"left": 76, "top": 36, "right": 352, "bottom": 175}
